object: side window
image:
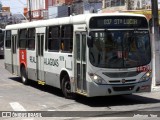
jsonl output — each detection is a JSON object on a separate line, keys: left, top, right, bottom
{"left": 19, "top": 29, "right": 27, "bottom": 49}
{"left": 48, "top": 26, "right": 60, "bottom": 51}
{"left": 61, "top": 25, "right": 73, "bottom": 52}
{"left": 28, "top": 28, "right": 35, "bottom": 50}
{"left": 5, "top": 30, "right": 11, "bottom": 49}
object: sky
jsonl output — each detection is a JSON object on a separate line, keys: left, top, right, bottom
{"left": 1, "top": 0, "right": 27, "bottom": 14}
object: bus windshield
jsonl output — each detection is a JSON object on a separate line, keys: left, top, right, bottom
{"left": 89, "top": 30, "right": 151, "bottom": 68}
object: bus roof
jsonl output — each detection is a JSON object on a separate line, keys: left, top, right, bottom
{"left": 5, "top": 13, "right": 147, "bottom": 30}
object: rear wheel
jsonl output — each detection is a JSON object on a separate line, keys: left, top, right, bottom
{"left": 21, "top": 66, "right": 28, "bottom": 85}
{"left": 62, "top": 75, "right": 75, "bottom": 99}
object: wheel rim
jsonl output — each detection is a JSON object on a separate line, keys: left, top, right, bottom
{"left": 62, "top": 76, "right": 75, "bottom": 99}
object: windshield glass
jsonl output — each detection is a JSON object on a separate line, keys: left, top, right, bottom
{"left": 89, "top": 30, "right": 151, "bottom": 68}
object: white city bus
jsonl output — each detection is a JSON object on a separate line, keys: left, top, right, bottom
{"left": 4, "top": 13, "right": 152, "bottom": 98}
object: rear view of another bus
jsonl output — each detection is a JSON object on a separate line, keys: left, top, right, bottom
{"left": 0, "top": 29, "right": 4, "bottom": 58}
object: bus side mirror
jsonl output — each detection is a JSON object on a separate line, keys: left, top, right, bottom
{"left": 87, "top": 36, "right": 93, "bottom": 48}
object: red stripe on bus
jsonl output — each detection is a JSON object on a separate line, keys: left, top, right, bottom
{"left": 19, "top": 49, "right": 27, "bottom": 67}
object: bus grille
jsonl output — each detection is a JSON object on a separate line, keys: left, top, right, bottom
{"left": 113, "top": 86, "right": 134, "bottom": 92}
{"left": 109, "top": 79, "right": 136, "bottom": 84}
{"left": 103, "top": 72, "right": 140, "bottom": 78}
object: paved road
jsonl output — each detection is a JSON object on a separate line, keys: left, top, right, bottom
{"left": 0, "top": 59, "right": 160, "bottom": 120}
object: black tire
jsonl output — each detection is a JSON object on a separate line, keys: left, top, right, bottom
{"left": 62, "top": 75, "right": 75, "bottom": 99}
{"left": 21, "top": 66, "right": 28, "bottom": 85}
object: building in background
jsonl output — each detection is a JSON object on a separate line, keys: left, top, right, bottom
{"left": 102, "top": 0, "right": 150, "bottom": 11}
{"left": 11, "top": 13, "right": 28, "bottom": 24}
{"left": 48, "top": 0, "right": 102, "bottom": 18}
{"left": 48, "top": 5, "right": 69, "bottom": 18}
{"left": 26, "top": 0, "right": 48, "bottom": 20}
{"left": 0, "top": 6, "right": 11, "bottom": 28}
{"left": 26, "top": 0, "right": 102, "bottom": 20}
{"left": 24, "top": 7, "right": 28, "bottom": 17}
{"left": 48, "top": 0, "right": 73, "bottom": 18}
{"left": 0, "top": 2, "right": 28, "bottom": 28}
{"left": 72, "top": 0, "right": 102, "bottom": 15}
{"left": 102, "top": 0, "right": 152, "bottom": 21}
{"left": 2, "top": 6, "right": 10, "bottom": 12}
{"left": 27, "top": 0, "right": 73, "bottom": 20}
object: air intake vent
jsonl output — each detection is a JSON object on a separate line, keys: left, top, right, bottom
{"left": 113, "top": 86, "right": 134, "bottom": 91}
{"left": 103, "top": 72, "right": 140, "bottom": 78}
{"left": 109, "top": 79, "right": 136, "bottom": 84}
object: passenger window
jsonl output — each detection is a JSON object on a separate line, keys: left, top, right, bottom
{"left": 19, "top": 29, "right": 27, "bottom": 49}
{"left": 61, "top": 25, "right": 73, "bottom": 52}
{"left": 28, "top": 28, "right": 35, "bottom": 50}
{"left": 48, "top": 26, "right": 60, "bottom": 51}
{"left": 5, "top": 30, "right": 11, "bottom": 48}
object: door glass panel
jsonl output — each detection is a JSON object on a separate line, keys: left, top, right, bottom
{"left": 14, "top": 36, "right": 17, "bottom": 53}
{"left": 38, "top": 35, "right": 40, "bottom": 56}
{"left": 82, "top": 34, "right": 86, "bottom": 62}
{"left": 12, "top": 36, "right": 14, "bottom": 53}
{"left": 12, "top": 36, "right": 17, "bottom": 54}
{"left": 76, "top": 34, "right": 80, "bottom": 61}
{"left": 83, "top": 64, "right": 86, "bottom": 91}
{"left": 77, "top": 63, "right": 81, "bottom": 89}
{"left": 41, "top": 35, "right": 44, "bottom": 56}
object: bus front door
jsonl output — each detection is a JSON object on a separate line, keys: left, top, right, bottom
{"left": 75, "top": 32, "right": 87, "bottom": 94}
{"left": 11, "top": 35, "right": 18, "bottom": 75}
{"left": 36, "top": 34, "right": 45, "bottom": 83}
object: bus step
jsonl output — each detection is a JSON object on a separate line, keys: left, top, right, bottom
{"left": 38, "top": 80, "right": 45, "bottom": 85}
{"left": 76, "top": 89, "right": 87, "bottom": 96}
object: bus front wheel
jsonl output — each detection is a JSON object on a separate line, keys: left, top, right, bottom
{"left": 21, "top": 66, "right": 28, "bottom": 85}
{"left": 62, "top": 75, "right": 75, "bottom": 99}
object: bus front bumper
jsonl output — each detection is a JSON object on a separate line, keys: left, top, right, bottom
{"left": 87, "top": 79, "right": 152, "bottom": 97}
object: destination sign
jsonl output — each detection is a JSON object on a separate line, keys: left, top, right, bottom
{"left": 89, "top": 16, "right": 148, "bottom": 29}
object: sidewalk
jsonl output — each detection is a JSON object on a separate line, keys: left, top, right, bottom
{"left": 151, "top": 85, "right": 160, "bottom": 92}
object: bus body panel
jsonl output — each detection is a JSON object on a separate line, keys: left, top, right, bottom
{"left": 27, "top": 50, "right": 37, "bottom": 81}
{"left": 4, "top": 49, "right": 12, "bottom": 73}
{"left": 16, "top": 49, "right": 21, "bottom": 76}
{"left": 44, "top": 52, "right": 74, "bottom": 89}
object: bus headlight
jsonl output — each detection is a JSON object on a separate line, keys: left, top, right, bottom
{"left": 89, "top": 73, "right": 107, "bottom": 84}
{"left": 140, "top": 71, "right": 152, "bottom": 82}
